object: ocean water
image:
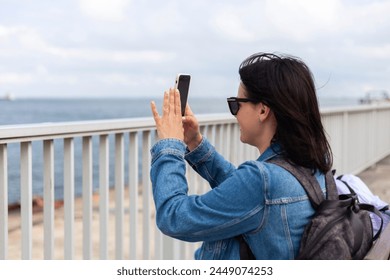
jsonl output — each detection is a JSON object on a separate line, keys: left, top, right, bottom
{"left": 0, "top": 97, "right": 231, "bottom": 125}
{"left": 0, "top": 96, "right": 361, "bottom": 125}
{"left": 0, "top": 96, "right": 360, "bottom": 204}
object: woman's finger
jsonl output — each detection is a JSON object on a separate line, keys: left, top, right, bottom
{"left": 150, "top": 101, "right": 160, "bottom": 123}
{"left": 175, "top": 89, "right": 181, "bottom": 117}
{"left": 185, "top": 104, "right": 194, "bottom": 116}
{"left": 169, "top": 88, "right": 175, "bottom": 116}
{"left": 162, "top": 90, "right": 169, "bottom": 117}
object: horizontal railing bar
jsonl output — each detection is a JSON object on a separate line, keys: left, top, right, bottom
{"left": 0, "top": 119, "right": 154, "bottom": 144}
{"left": 320, "top": 103, "right": 390, "bottom": 114}
{"left": 0, "top": 114, "right": 237, "bottom": 144}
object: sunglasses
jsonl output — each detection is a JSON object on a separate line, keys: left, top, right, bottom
{"left": 227, "top": 97, "right": 258, "bottom": 115}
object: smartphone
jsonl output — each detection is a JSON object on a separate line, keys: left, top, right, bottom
{"left": 174, "top": 73, "right": 191, "bottom": 116}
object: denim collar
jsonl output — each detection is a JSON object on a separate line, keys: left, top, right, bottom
{"left": 257, "top": 141, "right": 283, "bottom": 162}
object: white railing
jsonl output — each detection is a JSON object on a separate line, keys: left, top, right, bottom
{"left": 322, "top": 104, "right": 390, "bottom": 174}
{"left": 1, "top": 104, "right": 390, "bottom": 260}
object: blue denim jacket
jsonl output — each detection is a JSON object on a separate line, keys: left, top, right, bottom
{"left": 150, "top": 137, "right": 326, "bottom": 259}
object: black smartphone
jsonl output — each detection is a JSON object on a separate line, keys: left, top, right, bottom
{"left": 174, "top": 73, "right": 191, "bottom": 116}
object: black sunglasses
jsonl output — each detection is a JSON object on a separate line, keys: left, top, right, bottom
{"left": 227, "top": 97, "right": 258, "bottom": 115}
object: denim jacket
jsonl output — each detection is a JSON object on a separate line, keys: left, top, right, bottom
{"left": 150, "top": 137, "right": 326, "bottom": 259}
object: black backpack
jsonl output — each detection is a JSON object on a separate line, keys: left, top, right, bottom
{"left": 238, "top": 157, "right": 383, "bottom": 260}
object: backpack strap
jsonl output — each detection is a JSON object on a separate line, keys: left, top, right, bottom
{"left": 358, "top": 203, "right": 384, "bottom": 241}
{"left": 325, "top": 171, "right": 339, "bottom": 200}
{"left": 336, "top": 175, "right": 357, "bottom": 195}
{"left": 268, "top": 157, "right": 338, "bottom": 209}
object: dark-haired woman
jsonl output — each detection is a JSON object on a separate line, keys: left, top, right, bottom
{"left": 150, "top": 53, "right": 332, "bottom": 259}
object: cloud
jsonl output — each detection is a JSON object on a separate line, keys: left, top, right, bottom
{"left": 209, "top": 0, "right": 342, "bottom": 43}
{"left": 0, "top": 24, "right": 175, "bottom": 63}
{"left": 211, "top": 7, "right": 257, "bottom": 42}
{"left": 0, "top": 25, "right": 48, "bottom": 54}
{"left": 264, "top": 0, "right": 341, "bottom": 42}
{"left": 346, "top": 42, "right": 390, "bottom": 60}
{"left": 47, "top": 47, "right": 175, "bottom": 64}
{"left": 79, "top": 0, "right": 131, "bottom": 22}
{"left": 0, "top": 25, "right": 15, "bottom": 38}
{"left": 1, "top": 0, "right": 390, "bottom": 98}
{"left": 141, "top": 2, "right": 187, "bottom": 36}
{"left": 0, "top": 22, "right": 175, "bottom": 97}
{"left": 0, "top": 73, "right": 33, "bottom": 84}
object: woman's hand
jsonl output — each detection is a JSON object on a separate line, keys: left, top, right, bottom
{"left": 182, "top": 105, "right": 202, "bottom": 151}
{"left": 151, "top": 88, "right": 184, "bottom": 141}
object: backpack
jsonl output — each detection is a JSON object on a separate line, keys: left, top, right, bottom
{"left": 238, "top": 157, "right": 384, "bottom": 260}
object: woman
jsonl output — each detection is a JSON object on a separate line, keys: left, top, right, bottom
{"left": 150, "top": 52, "right": 332, "bottom": 259}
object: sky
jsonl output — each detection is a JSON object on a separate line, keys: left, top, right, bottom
{"left": 0, "top": 0, "right": 389, "bottom": 99}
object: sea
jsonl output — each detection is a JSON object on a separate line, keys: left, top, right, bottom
{"left": 1, "top": 96, "right": 361, "bottom": 205}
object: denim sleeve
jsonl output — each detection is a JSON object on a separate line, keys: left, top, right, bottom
{"left": 184, "top": 137, "right": 236, "bottom": 188}
{"left": 150, "top": 139, "right": 266, "bottom": 242}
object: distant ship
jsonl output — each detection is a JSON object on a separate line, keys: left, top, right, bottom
{"left": 1, "top": 92, "right": 15, "bottom": 101}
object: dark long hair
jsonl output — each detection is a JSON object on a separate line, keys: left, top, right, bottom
{"left": 239, "top": 52, "right": 332, "bottom": 173}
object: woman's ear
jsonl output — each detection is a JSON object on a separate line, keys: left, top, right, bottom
{"left": 258, "top": 103, "right": 270, "bottom": 122}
